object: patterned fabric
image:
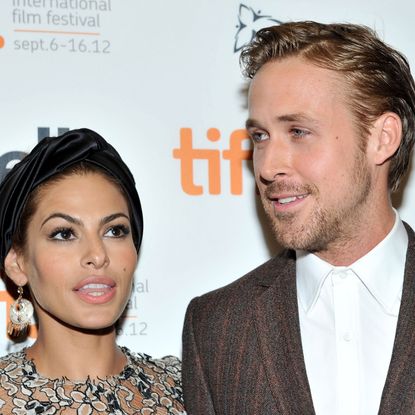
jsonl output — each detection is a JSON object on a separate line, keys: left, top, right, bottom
{"left": 0, "top": 347, "right": 185, "bottom": 415}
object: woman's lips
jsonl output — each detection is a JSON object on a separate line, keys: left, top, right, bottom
{"left": 73, "top": 277, "right": 116, "bottom": 304}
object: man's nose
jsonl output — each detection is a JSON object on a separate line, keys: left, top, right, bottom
{"left": 255, "top": 138, "right": 292, "bottom": 183}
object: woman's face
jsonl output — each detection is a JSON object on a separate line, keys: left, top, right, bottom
{"left": 11, "top": 172, "right": 138, "bottom": 331}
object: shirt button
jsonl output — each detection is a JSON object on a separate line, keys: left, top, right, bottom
{"left": 343, "top": 332, "right": 352, "bottom": 342}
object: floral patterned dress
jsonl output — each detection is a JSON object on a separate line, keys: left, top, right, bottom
{"left": 0, "top": 347, "right": 185, "bottom": 415}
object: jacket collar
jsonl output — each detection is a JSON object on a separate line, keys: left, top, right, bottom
{"left": 379, "top": 222, "right": 415, "bottom": 413}
{"left": 253, "top": 251, "right": 315, "bottom": 413}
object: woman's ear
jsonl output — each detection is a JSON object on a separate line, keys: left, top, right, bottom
{"left": 370, "top": 112, "right": 402, "bottom": 165}
{"left": 4, "top": 248, "right": 28, "bottom": 287}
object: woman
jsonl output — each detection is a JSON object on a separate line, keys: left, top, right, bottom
{"left": 0, "top": 129, "right": 185, "bottom": 414}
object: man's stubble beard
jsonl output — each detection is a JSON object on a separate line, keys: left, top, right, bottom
{"left": 260, "top": 151, "right": 372, "bottom": 253}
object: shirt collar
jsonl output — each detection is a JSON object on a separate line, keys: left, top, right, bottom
{"left": 296, "top": 250, "right": 333, "bottom": 313}
{"left": 297, "top": 210, "right": 408, "bottom": 315}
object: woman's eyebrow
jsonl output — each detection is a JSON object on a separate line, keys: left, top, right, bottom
{"left": 100, "top": 213, "right": 130, "bottom": 226}
{"left": 41, "top": 213, "right": 82, "bottom": 228}
{"left": 41, "top": 212, "right": 130, "bottom": 229}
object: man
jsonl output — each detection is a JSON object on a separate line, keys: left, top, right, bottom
{"left": 182, "top": 21, "right": 415, "bottom": 414}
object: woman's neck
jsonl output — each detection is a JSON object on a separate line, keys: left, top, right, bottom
{"left": 26, "top": 323, "right": 126, "bottom": 380}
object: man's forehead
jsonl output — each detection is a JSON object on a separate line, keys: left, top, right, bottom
{"left": 247, "top": 58, "right": 348, "bottom": 111}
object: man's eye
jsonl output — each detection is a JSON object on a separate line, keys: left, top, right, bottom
{"left": 104, "top": 225, "right": 130, "bottom": 238}
{"left": 250, "top": 131, "right": 269, "bottom": 143}
{"left": 290, "top": 128, "right": 310, "bottom": 138}
{"left": 49, "top": 228, "right": 75, "bottom": 241}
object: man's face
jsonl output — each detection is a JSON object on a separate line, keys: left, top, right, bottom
{"left": 247, "top": 57, "right": 374, "bottom": 257}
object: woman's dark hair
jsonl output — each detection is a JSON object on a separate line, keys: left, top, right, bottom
{"left": 0, "top": 129, "right": 143, "bottom": 269}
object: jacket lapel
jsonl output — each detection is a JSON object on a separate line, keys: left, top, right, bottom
{"left": 253, "top": 252, "right": 315, "bottom": 414}
{"left": 379, "top": 222, "right": 415, "bottom": 413}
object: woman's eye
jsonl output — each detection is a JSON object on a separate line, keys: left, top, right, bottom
{"left": 104, "top": 225, "right": 130, "bottom": 238}
{"left": 250, "top": 131, "right": 269, "bottom": 143}
{"left": 49, "top": 228, "right": 75, "bottom": 241}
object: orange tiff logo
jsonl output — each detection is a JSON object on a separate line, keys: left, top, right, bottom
{"left": 173, "top": 128, "right": 253, "bottom": 195}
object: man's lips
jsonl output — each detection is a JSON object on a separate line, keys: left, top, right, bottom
{"left": 274, "top": 194, "right": 308, "bottom": 205}
{"left": 263, "top": 183, "right": 314, "bottom": 211}
{"left": 73, "top": 277, "right": 116, "bottom": 304}
{"left": 266, "top": 193, "right": 310, "bottom": 213}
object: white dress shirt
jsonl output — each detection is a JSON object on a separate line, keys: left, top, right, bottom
{"left": 297, "top": 211, "right": 408, "bottom": 415}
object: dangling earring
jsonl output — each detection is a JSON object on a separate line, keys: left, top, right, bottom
{"left": 7, "top": 286, "right": 34, "bottom": 337}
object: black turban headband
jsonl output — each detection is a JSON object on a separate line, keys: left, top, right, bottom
{"left": 0, "top": 128, "right": 143, "bottom": 270}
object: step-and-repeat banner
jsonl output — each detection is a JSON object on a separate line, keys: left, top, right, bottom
{"left": 0, "top": 0, "right": 414, "bottom": 358}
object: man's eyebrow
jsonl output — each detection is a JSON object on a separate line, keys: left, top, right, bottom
{"left": 276, "top": 113, "right": 319, "bottom": 124}
{"left": 245, "top": 118, "right": 260, "bottom": 130}
{"left": 41, "top": 213, "right": 82, "bottom": 228}
{"left": 245, "top": 113, "right": 319, "bottom": 130}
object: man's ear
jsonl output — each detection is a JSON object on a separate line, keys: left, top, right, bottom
{"left": 4, "top": 248, "right": 28, "bottom": 287}
{"left": 369, "top": 112, "right": 402, "bottom": 165}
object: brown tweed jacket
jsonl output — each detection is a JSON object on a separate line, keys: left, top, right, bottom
{"left": 182, "top": 223, "right": 415, "bottom": 414}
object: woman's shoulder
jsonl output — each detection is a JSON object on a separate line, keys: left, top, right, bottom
{"left": 120, "top": 347, "right": 185, "bottom": 412}
{"left": 0, "top": 349, "right": 36, "bottom": 408}
{"left": 122, "top": 346, "right": 182, "bottom": 381}
{"left": 0, "top": 349, "right": 28, "bottom": 373}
